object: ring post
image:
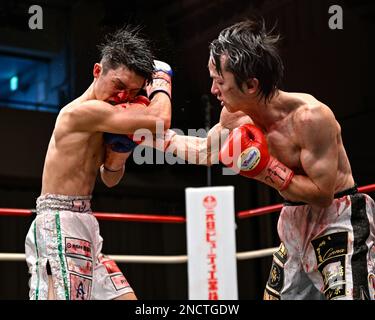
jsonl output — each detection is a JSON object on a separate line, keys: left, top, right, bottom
{"left": 185, "top": 186, "right": 238, "bottom": 300}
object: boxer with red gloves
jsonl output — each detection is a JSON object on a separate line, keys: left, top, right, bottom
{"left": 219, "top": 123, "right": 294, "bottom": 191}
{"left": 207, "top": 19, "right": 374, "bottom": 301}
{"left": 159, "top": 19, "right": 374, "bottom": 300}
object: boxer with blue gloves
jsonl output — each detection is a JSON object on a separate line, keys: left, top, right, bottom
{"left": 25, "top": 26, "right": 172, "bottom": 300}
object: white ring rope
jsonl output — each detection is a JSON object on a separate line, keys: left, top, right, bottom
{"left": 0, "top": 247, "right": 278, "bottom": 264}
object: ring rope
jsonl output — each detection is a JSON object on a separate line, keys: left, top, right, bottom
{"left": 0, "top": 246, "right": 279, "bottom": 263}
{"left": 1, "top": 183, "right": 373, "bottom": 222}
{"left": 0, "top": 184, "right": 373, "bottom": 264}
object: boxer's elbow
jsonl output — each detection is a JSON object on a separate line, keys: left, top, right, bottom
{"left": 312, "top": 192, "right": 334, "bottom": 208}
{"left": 101, "top": 177, "right": 116, "bottom": 188}
{"left": 103, "top": 180, "right": 118, "bottom": 188}
{"left": 281, "top": 184, "right": 334, "bottom": 208}
{"left": 320, "top": 196, "right": 334, "bottom": 208}
{"left": 100, "top": 172, "right": 122, "bottom": 188}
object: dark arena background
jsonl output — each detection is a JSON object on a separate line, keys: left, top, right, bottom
{"left": 0, "top": 0, "right": 374, "bottom": 300}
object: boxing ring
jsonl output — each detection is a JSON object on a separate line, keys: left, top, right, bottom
{"left": 0, "top": 183, "right": 374, "bottom": 263}
{"left": 0, "top": 208, "right": 278, "bottom": 263}
{"left": 0, "top": 183, "right": 374, "bottom": 298}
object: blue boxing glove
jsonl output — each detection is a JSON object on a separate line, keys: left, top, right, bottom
{"left": 103, "top": 133, "right": 138, "bottom": 153}
{"left": 146, "top": 60, "right": 173, "bottom": 99}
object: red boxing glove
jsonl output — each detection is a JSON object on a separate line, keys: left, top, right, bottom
{"left": 115, "top": 95, "right": 150, "bottom": 109}
{"left": 219, "top": 124, "right": 294, "bottom": 191}
{"left": 130, "top": 95, "right": 150, "bottom": 106}
{"left": 104, "top": 95, "right": 151, "bottom": 151}
{"left": 110, "top": 91, "right": 150, "bottom": 106}
{"left": 120, "top": 95, "right": 150, "bottom": 141}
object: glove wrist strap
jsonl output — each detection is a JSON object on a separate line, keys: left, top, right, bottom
{"left": 260, "top": 157, "right": 294, "bottom": 191}
{"left": 102, "top": 164, "right": 124, "bottom": 173}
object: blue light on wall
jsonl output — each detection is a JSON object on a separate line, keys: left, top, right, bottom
{"left": 0, "top": 53, "right": 62, "bottom": 113}
{"left": 10, "top": 76, "right": 18, "bottom": 91}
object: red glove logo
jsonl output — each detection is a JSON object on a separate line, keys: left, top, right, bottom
{"left": 238, "top": 146, "right": 261, "bottom": 171}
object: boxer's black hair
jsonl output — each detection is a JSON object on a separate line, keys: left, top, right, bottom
{"left": 209, "top": 18, "right": 283, "bottom": 101}
{"left": 98, "top": 25, "right": 154, "bottom": 84}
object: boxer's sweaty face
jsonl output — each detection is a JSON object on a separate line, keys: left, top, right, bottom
{"left": 94, "top": 65, "right": 144, "bottom": 103}
{"left": 208, "top": 56, "right": 249, "bottom": 113}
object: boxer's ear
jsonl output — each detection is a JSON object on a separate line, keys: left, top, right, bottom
{"left": 245, "top": 78, "right": 259, "bottom": 95}
{"left": 93, "top": 63, "right": 102, "bottom": 79}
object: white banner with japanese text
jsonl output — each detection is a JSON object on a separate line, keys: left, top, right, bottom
{"left": 186, "top": 186, "right": 238, "bottom": 300}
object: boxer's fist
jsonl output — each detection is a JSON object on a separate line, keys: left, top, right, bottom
{"left": 219, "top": 124, "right": 294, "bottom": 191}
{"left": 146, "top": 60, "right": 173, "bottom": 99}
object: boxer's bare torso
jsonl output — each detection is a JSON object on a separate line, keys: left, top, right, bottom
{"left": 41, "top": 94, "right": 105, "bottom": 196}
{"left": 218, "top": 92, "right": 354, "bottom": 194}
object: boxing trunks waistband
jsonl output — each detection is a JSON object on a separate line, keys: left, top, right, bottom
{"left": 36, "top": 193, "right": 92, "bottom": 214}
{"left": 283, "top": 184, "right": 358, "bottom": 206}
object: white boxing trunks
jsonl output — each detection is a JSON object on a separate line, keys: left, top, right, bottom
{"left": 264, "top": 186, "right": 375, "bottom": 300}
{"left": 25, "top": 194, "right": 134, "bottom": 300}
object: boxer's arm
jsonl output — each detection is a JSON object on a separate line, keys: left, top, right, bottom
{"left": 100, "top": 59, "right": 173, "bottom": 134}
{"left": 170, "top": 123, "right": 228, "bottom": 165}
{"left": 139, "top": 123, "right": 228, "bottom": 165}
{"left": 100, "top": 145, "right": 132, "bottom": 187}
{"left": 144, "top": 92, "right": 171, "bottom": 130}
{"left": 170, "top": 109, "right": 252, "bottom": 165}
{"left": 100, "top": 164, "right": 125, "bottom": 188}
{"left": 219, "top": 107, "right": 254, "bottom": 130}
{"left": 144, "top": 59, "right": 173, "bottom": 129}
{"left": 279, "top": 106, "right": 338, "bottom": 207}
{"left": 69, "top": 92, "right": 171, "bottom": 134}
{"left": 141, "top": 108, "right": 252, "bottom": 165}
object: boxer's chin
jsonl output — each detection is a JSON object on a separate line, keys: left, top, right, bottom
{"left": 224, "top": 104, "right": 234, "bottom": 113}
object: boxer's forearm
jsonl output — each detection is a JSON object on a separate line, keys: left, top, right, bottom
{"left": 146, "top": 92, "right": 172, "bottom": 131}
{"left": 169, "top": 124, "right": 228, "bottom": 166}
{"left": 100, "top": 164, "right": 125, "bottom": 188}
{"left": 138, "top": 123, "right": 228, "bottom": 165}
{"left": 279, "top": 174, "right": 334, "bottom": 207}
{"left": 169, "top": 134, "right": 212, "bottom": 165}
{"left": 100, "top": 147, "right": 129, "bottom": 187}
{"left": 137, "top": 133, "right": 211, "bottom": 165}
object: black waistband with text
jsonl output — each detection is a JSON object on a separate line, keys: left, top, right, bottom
{"left": 283, "top": 184, "right": 358, "bottom": 206}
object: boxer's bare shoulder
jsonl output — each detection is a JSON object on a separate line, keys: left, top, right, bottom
{"left": 219, "top": 107, "right": 253, "bottom": 130}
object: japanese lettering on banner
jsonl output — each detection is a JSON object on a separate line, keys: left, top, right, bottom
{"left": 185, "top": 186, "right": 238, "bottom": 300}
